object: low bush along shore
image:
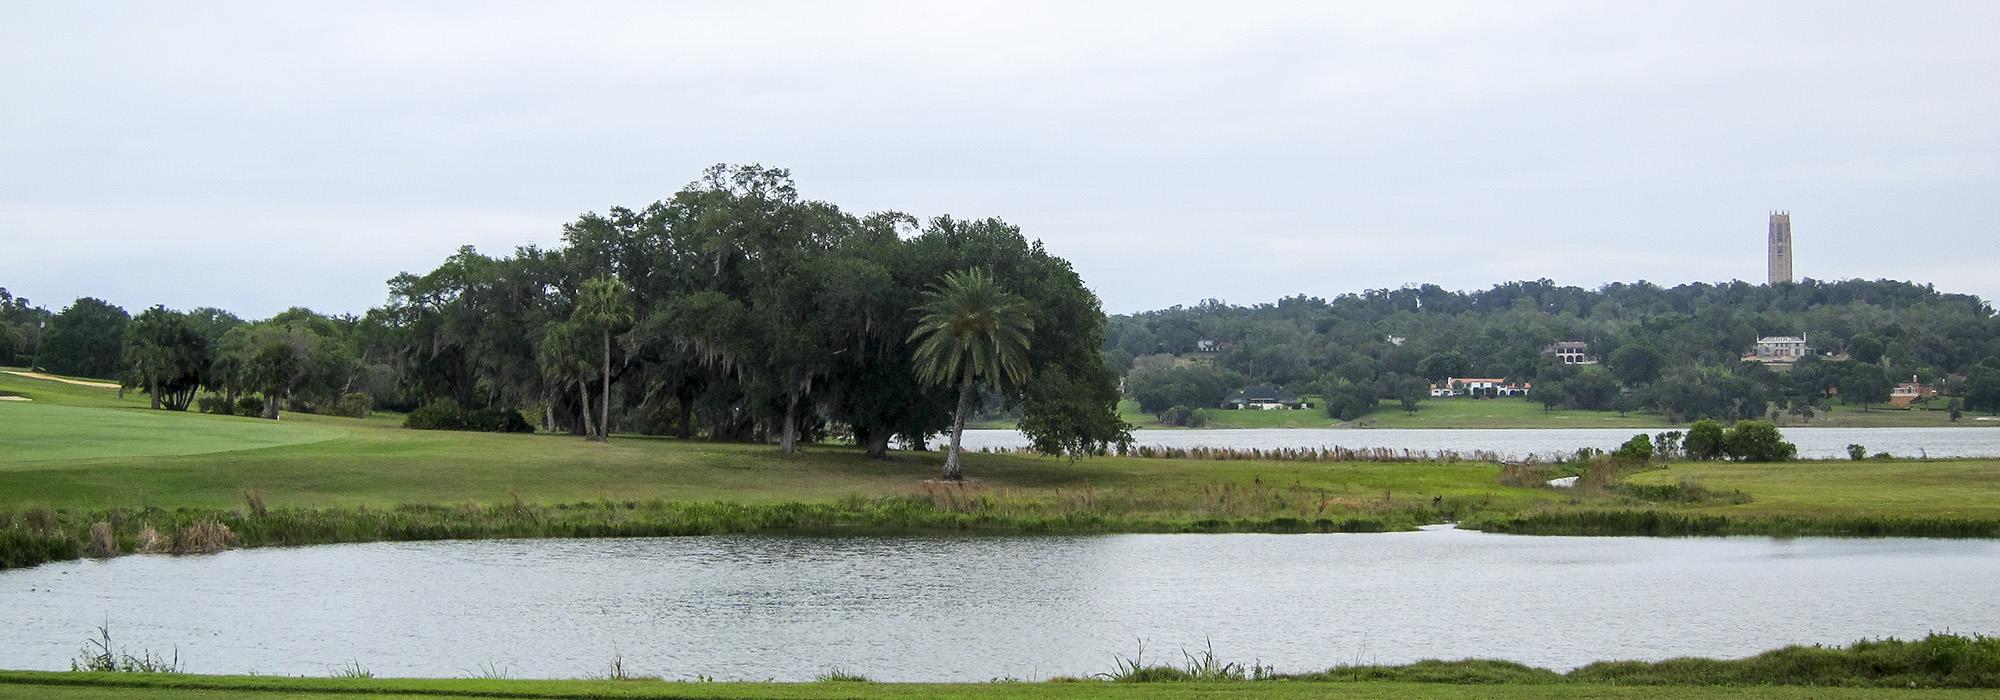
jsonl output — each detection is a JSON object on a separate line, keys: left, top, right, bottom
{"left": 5, "top": 370, "right": 2000, "bottom": 570}
{"left": 2, "top": 633, "right": 1998, "bottom": 696}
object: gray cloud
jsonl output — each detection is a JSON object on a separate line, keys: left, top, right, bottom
{"left": 2, "top": 1, "right": 1995, "bottom": 317}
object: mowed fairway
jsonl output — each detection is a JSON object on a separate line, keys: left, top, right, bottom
{"left": 0, "top": 372, "right": 345, "bottom": 464}
{"left": 0, "top": 370, "right": 1551, "bottom": 513}
{"left": 5, "top": 368, "right": 2000, "bottom": 530}
{"left": 0, "top": 402, "right": 344, "bottom": 463}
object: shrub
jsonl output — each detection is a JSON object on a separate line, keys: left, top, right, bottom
{"left": 197, "top": 395, "right": 234, "bottom": 415}
{"left": 465, "top": 408, "right": 534, "bottom": 433}
{"left": 1157, "top": 405, "right": 1210, "bottom": 428}
{"left": 1722, "top": 420, "right": 1797, "bottom": 462}
{"left": 1684, "top": 419, "right": 1725, "bottom": 460}
{"left": 1613, "top": 433, "right": 1654, "bottom": 462}
{"left": 335, "top": 392, "right": 374, "bottom": 419}
{"left": 1848, "top": 444, "right": 1868, "bottom": 461}
{"left": 404, "top": 400, "right": 533, "bottom": 433}
{"left": 404, "top": 400, "right": 466, "bottom": 431}
{"left": 235, "top": 396, "right": 265, "bottom": 418}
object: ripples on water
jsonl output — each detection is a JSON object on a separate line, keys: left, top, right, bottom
{"left": 5, "top": 530, "right": 1999, "bottom": 681}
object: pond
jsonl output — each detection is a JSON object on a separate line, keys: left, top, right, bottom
{"left": 5, "top": 529, "right": 1998, "bottom": 681}
{"left": 953, "top": 426, "right": 2000, "bottom": 460}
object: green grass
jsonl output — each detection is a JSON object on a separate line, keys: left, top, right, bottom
{"left": 8, "top": 632, "right": 2000, "bottom": 700}
{"left": 0, "top": 403, "right": 345, "bottom": 463}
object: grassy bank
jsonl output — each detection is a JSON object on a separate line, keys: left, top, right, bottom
{"left": 6, "top": 678, "right": 1980, "bottom": 700}
{"left": 2, "top": 633, "right": 1997, "bottom": 697}
{"left": 7, "top": 369, "right": 2000, "bottom": 569}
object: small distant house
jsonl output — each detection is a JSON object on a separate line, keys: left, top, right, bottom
{"left": 1889, "top": 376, "right": 1941, "bottom": 407}
{"left": 1222, "top": 385, "right": 1311, "bottom": 410}
{"left": 1745, "top": 336, "right": 1811, "bottom": 365}
{"left": 1385, "top": 335, "right": 1407, "bottom": 347}
{"left": 1542, "top": 341, "right": 1597, "bottom": 365}
{"left": 1195, "top": 339, "right": 1231, "bottom": 353}
{"left": 1429, "top": 377, "right": 1531, "bottom": 398}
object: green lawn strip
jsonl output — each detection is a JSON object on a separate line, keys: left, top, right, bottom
{"left": 1622, "top": 460, "right": 2000, "bottom": 519}
{"left": 0, "top": 403, "right": 346, "bottom": 464}
{"left": 0, "top": 674, "right": 1990, "bottom": 700}
{"left": 0, "top": 370, "right": 139, "bottom": 409}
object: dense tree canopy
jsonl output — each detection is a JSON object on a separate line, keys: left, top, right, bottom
{"left": 121, "top": 306, "right": 210, "bottom": 411}
{"left": 12, "top": 172, "right": 1998, "bottom": 443}
{"left": 36, "top": 297, "right": 128, "bottom": 378}
{"left": 1104, "top": 279, "right": 1999, "bottom": 420}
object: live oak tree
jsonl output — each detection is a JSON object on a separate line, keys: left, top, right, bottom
{"left": 121, "top": 306, "right": 210, "bottom": 411}
{"left": 908, "top": 268, "right": 1035, "bottom": 481}
{"left": 37, "top": 297, "right": 128, "bottom": 379}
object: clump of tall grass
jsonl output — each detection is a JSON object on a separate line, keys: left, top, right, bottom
{"left": 463, "top": 661, "right": 511, "bottom": 679}
{"left": 1097, "top": 639, "right": 1248, "bottom": 682}
{"left": 583, "top": 653, "right": 659, "bottom": 681}
{"left": 242, "top": 490, "right": 267, "bottom": 518}
{"left": 69, "top": 624, "right": 180, "bottom": 674}
{"left": 814, "top": 667, "right": 871, "bottom": 682}
{"left": 330, "top": 660, "right": 373, "bottom": 678}
{"left": 1613, "top": 478, "right": 1752, "bottom": 505}
{"left": 87, "top": 521, "right": 118, "bottom": 557}
{"left": 172, "top": 519, "right": 238, "bottom": 554}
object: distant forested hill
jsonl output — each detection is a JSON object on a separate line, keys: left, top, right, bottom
{"left": 1108, "top": 279, "right": 2000, "bottom": 423}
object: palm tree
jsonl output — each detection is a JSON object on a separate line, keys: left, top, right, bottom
{"left": 537, "top": 320, "right": 596, "bottom": 439}
{"left": 908, "top": 268, "right": 1034, "bottom": 480}
{"left": 573, "top": 277, "right": 632, "bottom": 442}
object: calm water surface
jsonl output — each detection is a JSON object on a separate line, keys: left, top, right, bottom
{"left": 5, "top": 530, "right": 1998, "bottom": 681}
{"left": 954, "top": 426, "right": 2000, "bottom": 459}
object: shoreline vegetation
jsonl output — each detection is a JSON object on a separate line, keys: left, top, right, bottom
{"left": 3, "top": 633, "right": 1998, "bottom": 696}
{"left": 1021, "top": 397, "right": 1993, "bottom": 431}
{"left": 7, "top": 370, "right": 2000, "bottom": 569}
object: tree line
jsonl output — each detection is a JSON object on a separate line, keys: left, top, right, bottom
{"left": 1, "top": 165, "right": 1132, "bottom": 470}
{"left": 1107, "top": 279, "right": 2000, "bottom": 422}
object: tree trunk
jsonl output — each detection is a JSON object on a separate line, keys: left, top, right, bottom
{"left": 578, "top": 380, "right": 597, "bottom": 440}
{"left": 597, "top": 330, "right": 611, "bottom": 442}
{"left": 677, "top": 398, "right": 693, "bottom": 439}
{"left": 861, "top": 429, "right": 891, "bottom": 459}
{"left": 263, "top": 392, "right": 282, "bottom": 420}
{"left": 148, "top": 379, "right": 160, "bottom": 410}
{"left": 779, "top": 394, "right": 800, "bottom": 454}
{"left": 943, "top": 364, "right": 975, "bottom": 480}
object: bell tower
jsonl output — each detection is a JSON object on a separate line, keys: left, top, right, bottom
{"left": 1768, "top": 211, "right": 1793, "bottom": 285}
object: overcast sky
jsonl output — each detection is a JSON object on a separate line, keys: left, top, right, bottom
{"left": 2, "top": 1, "right": 1995, "bottom": 319}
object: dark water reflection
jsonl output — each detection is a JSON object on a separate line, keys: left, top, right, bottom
{"left": 5, "top": 529, "right": 1997, "bottom": 681}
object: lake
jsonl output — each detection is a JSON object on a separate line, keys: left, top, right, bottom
{"left": 953, "top": 426, "right": 2000, "bottom": 460}
{"left": 5, "top": 529, "right": 1998, "bottom": 681}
